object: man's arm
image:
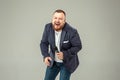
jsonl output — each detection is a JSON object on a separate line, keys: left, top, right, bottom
{"left": 40, "top": 24, "right": 50, "bottom": 58}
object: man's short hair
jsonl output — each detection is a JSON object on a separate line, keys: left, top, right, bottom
{"left": 54, "top": 9, "right": 66, "bottom": 16}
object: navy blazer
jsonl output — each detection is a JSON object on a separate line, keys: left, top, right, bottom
{"left": 40, "top": 22, "right": 82, "bottom": 73}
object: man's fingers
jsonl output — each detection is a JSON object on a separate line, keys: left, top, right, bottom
{"left": 56, "top": 52, "right": 63, "bottom": 60}
{"left": 44, "top": 57, "right": 52, "bottom": 66}
{"left": 48, "top": 57, "right": 52, "bottom": 61}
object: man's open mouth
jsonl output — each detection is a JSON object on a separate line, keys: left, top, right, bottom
{"left": 55, "top": 23, "right": 60, "bottom": 26}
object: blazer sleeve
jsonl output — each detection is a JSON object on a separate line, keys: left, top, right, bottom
{"left": 40, "top": 24, "right": 50, "bottom": 58}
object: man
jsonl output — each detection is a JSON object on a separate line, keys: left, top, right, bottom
{"left": 40, "top": 9, "right": 82, "bottom": 80}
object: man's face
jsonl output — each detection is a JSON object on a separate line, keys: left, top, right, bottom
{"left": 52, "top": 12, "right": 66, "bottom": 31}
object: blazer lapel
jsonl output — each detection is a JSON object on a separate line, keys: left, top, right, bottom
{"left": 49, "top": 28, "right": 55, "bottom": 48}
{"left": 60, "top": 30, "right": 66, "bottom": 48}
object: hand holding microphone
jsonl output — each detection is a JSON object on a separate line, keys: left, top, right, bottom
{"left": 55, "top": 46, "right": 64, "bottom": 60}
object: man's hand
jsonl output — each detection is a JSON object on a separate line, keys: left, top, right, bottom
{"left": 44, "top": 57, "right": 52, "bottom": 66}
{"left": 56, "top": 52, "right": 64, "bottom": 60}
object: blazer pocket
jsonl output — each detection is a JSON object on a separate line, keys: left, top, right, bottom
{"left": 63, "top": 40, "right": 69, "bottom": 43}
{"left": 62, "top": 40, "right": 71, "bottom": 49}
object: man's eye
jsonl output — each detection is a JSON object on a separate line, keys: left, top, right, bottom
{"left": 59, "top": 18, "right": 62, "bottom": 20}
{"left": 54, "top": 17, "right": 57, "bottom": 19}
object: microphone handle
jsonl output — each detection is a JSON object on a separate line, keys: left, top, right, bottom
{"left": 55, "top": 50, "right": 59, "bottom": 53}
{"left": 55, "top": 46, "right": 59, "bottom": 53}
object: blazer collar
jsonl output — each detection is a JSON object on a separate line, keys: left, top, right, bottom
{"left": 60, "top": 30, "right": 66, "bottom": 48}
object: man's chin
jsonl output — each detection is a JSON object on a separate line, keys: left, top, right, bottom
{"left": 54, "top": 27, "right": 62, "bottom": 31}
{"left": 52, "top": 25, "right": 63, "bottom": 31}
{"left": 54, "top": 28, "right": 60, "bottom": 31}
{"left": 54, "top": 25, "right": 60, "bottom": 28}
{"left": 54, "top": 26, "right": 60, "bottom": 29}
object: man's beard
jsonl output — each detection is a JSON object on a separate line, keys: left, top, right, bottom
{"left": 52, "top": 24, "right": 64, "bottom": 31}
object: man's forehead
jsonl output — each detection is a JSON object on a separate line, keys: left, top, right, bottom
{"left": 53, "top": 12, "right": 65, "bottom": 17}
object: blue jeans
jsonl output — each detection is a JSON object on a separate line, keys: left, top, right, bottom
{"left": 44, "top": 62, "right": 71, "bottom": 80}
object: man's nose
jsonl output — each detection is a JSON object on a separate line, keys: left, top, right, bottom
{"left": 56, "top": 19, "right": 59, "bottom": 22}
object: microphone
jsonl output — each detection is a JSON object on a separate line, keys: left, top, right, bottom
{"left": 54, "top": 46, "right": 59, "bottom": 53}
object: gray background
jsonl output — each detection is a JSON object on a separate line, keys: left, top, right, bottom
{"left": 0, "top": 0, "right": 120, "bottom": 80}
